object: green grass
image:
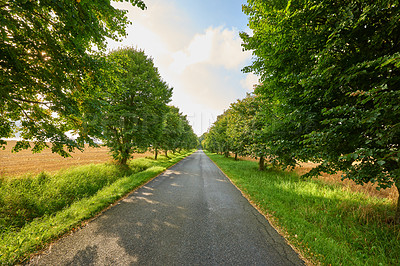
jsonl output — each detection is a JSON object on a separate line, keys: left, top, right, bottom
{"left": 0, "top": 150, "right": 194, "bottom": 265}
{"left": 206, "top": 152, "right": 400, "bottom": 265}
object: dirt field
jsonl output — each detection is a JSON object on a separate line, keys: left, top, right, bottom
{"left": 0, "top": 141, "right": 154, "bottom": 178}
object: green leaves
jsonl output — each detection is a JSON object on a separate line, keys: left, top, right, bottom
{"left": 241, "top": 0, "right": 400, "bottom": 221}
{"left": 241, "top": 0, "right": 400, "bottom": 223}
{"left": 100, "top": 47, "right": 173, "bottom": 165}
{"left": 1, "top": 0, "right": 146, "bottom": 155}
{"left": 158, "top": 105, "right": 197, "bottom": 155}
{"left": 242, "top": 0, "right": 400, "bottom": 167}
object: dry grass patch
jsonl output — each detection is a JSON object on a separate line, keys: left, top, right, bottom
{"left": 234, "top": 154, "right": 398, "bottom": 203}
{"left": 294, "top": 162, "right": 399, "bottom": 203}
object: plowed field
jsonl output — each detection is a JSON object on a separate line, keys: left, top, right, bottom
{"left": 0, "top": 141, "right": 153, "bottom": 178}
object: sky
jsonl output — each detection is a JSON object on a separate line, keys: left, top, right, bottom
{"left": 108, "top": 0, "right": 258, "bottom": 136}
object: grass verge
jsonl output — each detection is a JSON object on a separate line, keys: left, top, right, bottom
{"left": 205, "top": 152, "right": 400, "bottom": 265}
{"left": 0, "top": 150, "right": 194, "bottom": 265}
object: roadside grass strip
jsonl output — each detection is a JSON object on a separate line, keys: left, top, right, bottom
{"left": 205, "top": 152, "right": 400, "bottom": 266}
{"left": 0, "top": 151, "right": 194, "bottom": 265}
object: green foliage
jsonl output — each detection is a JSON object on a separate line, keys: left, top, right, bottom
{"left": 0, "top": 0, "right": 146, "bottom": 155}
{"left": 203, "top": 93, "right": 282, "bottom": 170}
{"left": 229, "top": 94, "right": 273, "bottom": 169}
{"left": 203, "top": 111, "right": 230, "bottom": 157}
{"left": 207, "top": 152, "right": 400, "bottom": 265}
{"left": 180, "top": 117, "right": 199, "bottom": 151}
{"left": 241, "top": 0, "right": 400, "bottom": 222}
{"left": 160, "top": 106, "right": 184, "bottom": 155}
{"left": 101, "top": 47, "right": 172, "bottom": 164}
{"left": 157, "top": 105, "right": 198, "bottom": 157}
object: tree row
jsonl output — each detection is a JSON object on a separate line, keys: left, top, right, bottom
{"left": 204, "top": 0, "right": 400, "bottom": 224}
{"left": 1, "top": 1, "right": 197, "bottom": 165}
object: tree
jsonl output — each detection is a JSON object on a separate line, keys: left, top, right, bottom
{"left": 241, "top": 0, "right": 400, "bottom": 222}
{"left": 178, "top": 116, "right": 198, "bottom": 152}
{"left": 149, "top": 114, "right": 165, "bottom": 160}
{"left": 204, "top": 112, "right": 231, "bottom": 157}
{"left": 198, "top": 133, "right": 207, "bottom": 150}
{"left": 150, "top": 105, "right": 197, "bottom": 159}
{"left": 228, "top": 94, "right": 274, "bottom": 170}
{"left": 102, "top": 47, "right": 172, "bottom": 165}
{"left": 0, "top": 0, "right": 146, "bottom": 155}
{"left": 226, "top": 108, "right": 246, "bottom": 160}
{"left": 202, "top": 128, "right": 218, "bottom": 153}
{"left": 203, "top": 94, "right": 272, "bottom": 170}
{"left": 159, "top": 106, "right": 185, "bottom": 157}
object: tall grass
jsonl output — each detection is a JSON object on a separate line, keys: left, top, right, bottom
{"left": 0, "top": 164, "right": 133, "bottom": 232}
{"left": 0, "top": 151, "right": 193, "bottom": 265}
{"left": 206, "top": 152, "right": 400, "bottom": 265}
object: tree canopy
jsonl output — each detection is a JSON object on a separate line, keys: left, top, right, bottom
{"left": 158, "top": 105, "right": 198, "bottom": 158}
{"left": 240, "top": 0, "right": 400, "bottom": 222}
{"left": 102, "top": 47, "right": 172, "bottom": 165}
{"left": 0, "top": 0, "right": 145, "bottom": 155}
{"left": 203, "top": 93, "right": 273, "bottom": 170}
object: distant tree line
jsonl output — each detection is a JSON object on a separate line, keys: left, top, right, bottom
{"left": 1, "top": 0, "right": 197, "bottom": 165}
{"left": 203, "top": 0, "right": 400, "bottom": 224}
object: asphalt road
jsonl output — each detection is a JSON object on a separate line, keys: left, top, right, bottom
{"left": 29, "top": 150, "right": 304, "bottom": 265}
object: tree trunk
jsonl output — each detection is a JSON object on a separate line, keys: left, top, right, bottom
{"left": 395, "top": 183, "right": 400, "bottom": 225}
{"left": 259, "top": 155, "right": 265, "bottom": 171}
{"left": 155, "top": 148, "right": 158, "bottom": 160}
{"left": 120, "top": 156, "right": 128, "bottom": 166}
{"left": 234, "top": 153, "right": 238, "bottom": 160}
{"left": 224, "top": 151, "right": 229, "bottom": 158}
{"left": 165, "top": 150, "right": 170, "bottom": 158}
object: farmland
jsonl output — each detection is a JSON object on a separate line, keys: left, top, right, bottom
{"left": 0, "top": 141, "right": 153, "bottom": 178}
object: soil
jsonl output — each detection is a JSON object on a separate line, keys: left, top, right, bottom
{"left": 0, "top": 140, "right": 154, "bottom": 178}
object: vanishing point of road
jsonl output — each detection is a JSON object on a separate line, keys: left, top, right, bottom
{"left": 29, "top": 150, "right": 304, "bottom": 265}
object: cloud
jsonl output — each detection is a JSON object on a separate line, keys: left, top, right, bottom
{"left": 210, "top": 27, "right": 250, "bottom": 69}
{"left": 169, "top": 26, "right": 250, "bottom": 74}
{"left": 179, "top": 63, "right": 237, "bottom": 109}
{"left": 240, "top": 73, "right": 260, "bottom": 91}
{"left": 111, "top": 0, "right": 193, "bottom": 51}
{"left": 169, "top": 32, "right": 212, "bottom": 73}
{"left": 166, "top": 26, "right": 252, "bottom": 112}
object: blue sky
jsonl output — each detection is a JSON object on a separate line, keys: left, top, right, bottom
{"left": 174, "top": 0, "right": 249, "bottom": 31}
{"left": 108, "top": 0, "right": 258, "bottom": 135}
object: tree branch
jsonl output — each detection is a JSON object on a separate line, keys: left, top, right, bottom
{"left": 12, "top": 96, "right": 51, "bottom": 105}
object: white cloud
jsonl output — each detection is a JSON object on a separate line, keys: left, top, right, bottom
{"left": 210, "top": 27, "right": 250, "bottom": 69}
{"left": 111, "top": 0, "right": 194, "bottom": 51}
{"left": 169, "top": 26, "right": 250, "bottom": 74}
{"left": 240, "top": 73, "right": 259, "bottom": 91}
{"left": 169, "top": 32, "right": 213, "bottom": 73}
{"left": 180, "top": 63, "right": 237, "bottom": 109}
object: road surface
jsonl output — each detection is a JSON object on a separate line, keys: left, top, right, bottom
{"left": 29, "top": 150, "right": 304, "bottom": 265}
